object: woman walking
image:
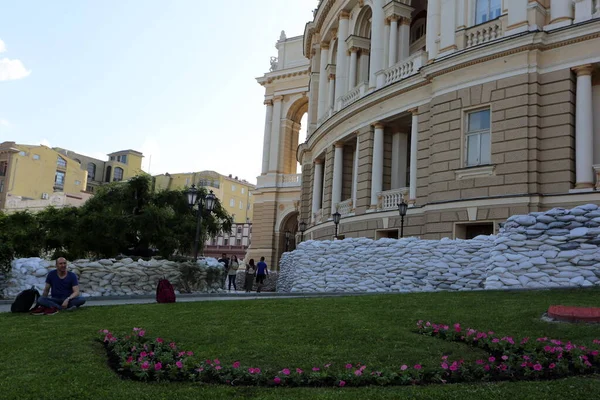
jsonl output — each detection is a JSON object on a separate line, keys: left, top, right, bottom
{"left": 245, "top": 259, "right": 256, "bottom": 293}
{"left": 228, "top": 255, "right": 239, "bottom": 291}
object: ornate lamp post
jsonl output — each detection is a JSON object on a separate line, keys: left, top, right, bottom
{"left": 299, "top": 220, "right": 307, "bottom": 242}
{"left": 332, "top": 211, "right": 341, "bottom": 240}
{"left": 397, "top": 198, "right": 408, "bottom": 238}
{"left": 285, "top": 230, "right": 291, "bottom": 252}
{"left": 185, "top": 185, "right": 217, "bottom": 261}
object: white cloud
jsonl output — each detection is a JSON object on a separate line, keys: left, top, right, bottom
{"left": 40, "top": 138, "right": 51, "bottom": 147}
{"left": 0, "top": 58, "right": 31, "bottom": 81}
{"left": 0, "top": 119, "right": 10, "bottom": 127}
{"left": 0, "top": 39, "right": 5, "bottom": 53}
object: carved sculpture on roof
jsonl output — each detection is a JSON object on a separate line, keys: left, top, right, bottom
{"left": 269, "top": 57, "right": 278, "bottom": 72}
{"left": 279, "top": 30, "right": 287, "bottom": 41}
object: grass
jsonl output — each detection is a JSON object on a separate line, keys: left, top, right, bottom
{"left": 1, "top": 288, "right": 600, "bottom": 399}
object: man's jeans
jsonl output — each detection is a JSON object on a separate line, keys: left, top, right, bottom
{"left": 38, "top": 296, "right": 86, "bottom": 309}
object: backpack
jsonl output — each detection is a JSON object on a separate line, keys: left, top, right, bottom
{"left": 11, "top": 286, "right": 40, "bottom": 313}
{"left": 156, "top": 278, "right": 176, "bottom": 303}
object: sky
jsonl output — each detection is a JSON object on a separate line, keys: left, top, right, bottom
{"left": 0, "top": 0, "right": 315, "bottom": 184}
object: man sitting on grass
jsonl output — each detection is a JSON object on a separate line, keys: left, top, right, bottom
{"left": 30, "top": 257, "right": 86, "bottom": 315}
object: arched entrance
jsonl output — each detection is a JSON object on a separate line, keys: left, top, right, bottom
{"left": 277, "top": 210, "right": 299, "bottom": 261}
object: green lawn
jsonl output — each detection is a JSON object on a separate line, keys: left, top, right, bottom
{"left": 1, "top": 288, "right": 600, "bottom": 399}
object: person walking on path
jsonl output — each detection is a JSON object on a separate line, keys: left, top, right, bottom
{"left": 228, "top": 255, "right": 239, "bottom": 291}
{"left": 30, "top": 257, "right": 86, "bottom": 315}
{"left": 255, "top": 257, "right": 269, "bottom": 293}
{"left": 244, "top": 259, "right": 256, "bottom": 292}
{"left": 218, "top": 253, "right": 229, "bottom": 289}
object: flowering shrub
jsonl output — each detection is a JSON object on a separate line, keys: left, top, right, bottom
{"left": 99, "top": 325, "right": 600, "bottom": 387}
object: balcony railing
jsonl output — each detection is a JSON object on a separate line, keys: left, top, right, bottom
{"left": 277, "top": 173, "right": 301, "bottom": 188}
{"left": 465, "top": 19, "right": 503, "bottom": 48}
{"left": 338, "top": 82, "right": 369, "bottom": 109}
{"left": 378, "top": 50, "right": 427, "bottom": 87}
{"left": 313, "top": 208, "right": 325, "bottom": 224}
{"left": 377, "top": 187, "right": 409, "bottom": 211}
{"left": 336, "top": 198, "right": 353, "bottom": 216}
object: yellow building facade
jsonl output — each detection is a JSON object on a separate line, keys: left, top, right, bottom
{"left": 153, "top": 170, "right": 255, "bottom": 224}
{"left": 0, "top": 142, "right": 88, "bottom": 210}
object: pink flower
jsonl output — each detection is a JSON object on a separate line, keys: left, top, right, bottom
{"left": 214, "top": 359, "right": 220, "bottom": 365}
{"left": 156, "top": 338, "right": 163, "bottom": 343}
{"left": 154, "top": 362, "right": 162, "bottom": 371}
{"left": 149, "top": 352, "right": 154, "bottom": 357}
{"left": 441, "top": 362, "right": 449, "bottom": 369}
{"left": 133, "top": 327, "right": 140, "bottom": 331}
{"left": 255, "top": 368, "right": 261, "bottom": 374}
{"left": 400, "top": 365, "right": 408, "bottom": 371}
{"left": 449, "top": 364, "right": 458, "bottom": 371}
{"left": 483, "top": 365, "right": 490, "bottom": 371}
{"left": 312, "top": 367, "right": 320, "bottom": 372}
{"left": 324, "top": 363, "right": 331, "bottom": 368}
{"left": 537, "top": 337, "right": 547, "bottom": 342}
{"left": 354, "top": 370, "right": 362, "bottom": 376}
{"left": 140, "top": 351, "right": 147, "bottom": 358}
{"left": 169, "top": 342, "right": 177, "bottom": 349}
{"left": 102, "top": 329, "right": 109, "bottom": 334}
{"left": 549, "top": 363, "right": 556, "bottom": 369}
{"left": 345, "top": 363, "right": 352, "bottom": 369}
{"left": 476, "top": 359, "right": 484, "bottom": 365}
{"left": 273, "top": 376, "right": 281, "bottom": 384}
{"left": 248, "top": 368, "right": 256, "bottom": 374}
{"left": 138, "top": 330, "right": 145, "bottom": 337}
{"left": 233, "top": 361, "right": 240, "bottom": 369}
{"left": 501, "top": 355, "right": 509, "bottom": 361}
{"left": 296, "top": 368, "right": 303, "bottom": 374}
{"left": 441, "top": 355, "right": 448, "bottom": 360}
{"left": 521, "top": 362, "right": 528, "bottom": 367}
{"left": 523, "top": 355, "right": 530, "bottom": 360}
{"left": 591, "top": 351, "right": 599, "bottom": 356}
{"left": 141, "top": 361, "right": 149, "bottom": 370}
{"left": 339, "top": 380, "right": 346, "bottom": 387}
{"left": 187, "top": 351, "right": 194, "bottom": 356}
{"left": 282, "top": 368, "right": 290, "bottom": 375}
{"left": 454, "top": 323, "right": 461, "bottom": 333}
{"left": 544, "top": 346, "right": 553, "bottom": 352}
{"left": 414, "top": 364, "right": 422, "bottom": 370}
{"left": 488, "top": 357, "right": 495, "bottom": 363}
{"left": 176, "top": 361, "right": 183, "bottom": 369}
{"left": 533, "top": 364, "right": 542, "bottom": 371}
{"left": 126, "top": 356, "right": 133, "bottom": 363}
{"left": 215, "top": 366, "right": 222, "bottom": 370}
{"left": 359, "top": 365, "right": 366, "bottom": 371}
{"left": 492, "top": 338, "right": 500, "bottom": 343}
{"left": 196, "top": 367, "right": 204, "bottom": 373}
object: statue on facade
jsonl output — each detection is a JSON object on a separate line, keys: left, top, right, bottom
{"left": 279, "top": 30, "right": 287, "bottom": 41}
{"left": 269, "top": 57, "right": 278, "bottom": 72}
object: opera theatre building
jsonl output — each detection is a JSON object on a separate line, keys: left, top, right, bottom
{"left": 247, "top": 0, "right": 600, "bottom": 269}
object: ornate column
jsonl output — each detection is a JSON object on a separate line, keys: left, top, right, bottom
{"left": 328, "top": 73, "right": 336, "bottom": 111}
{"left": 573, "top": 65, "right": 595, "bottom": 189}
{"left": 312, "top": 160, "right": 323, "bottom": 222}
{"left": 438, "top": 0, "right": 456, "bottom": 55}
{"left": 505, "top": 0, "right": 528, "bottom": 35}
{"left": 370, "top": 0, "right": 385, "bottom": 88}
{"left": 331, "top": 143, "right": 344, "bottom": 212}
{"left": 348, "top": 47, "right": 359, "bottom": 90}
{"left": 399, "top": 17, "right": 411, "bottom": 61}
{"left": 352, "top": 135, "right": 360, "bottom": 211}
{"left": 391, "top": 132, "right": 409, "bottom": 189}
{"left": 388, "top": 16, "right": 399, "bottom": 67}
{"left": 409, "top": 109, "right": 419, "bottom": 201}
{"left": 426, "top": 0, "right": 441, "bottom": 60}
{"left": 317, "top": 43, "right": 330, "bottom": 121}
{"left": 335, "top": 12, "right": 350, "bottom": 109}
{"left": 383, "top": 19, "right": 390, "bottom": 69}
{"left": 548, "top": 0, "right": 573, "bottom": 27}
{"left": 268, "top": 95, "right": 283, "bottom": 173}
{"left": 370, "top": 123, "right": 384, "bottom": 208}
{"left": 261, "top": 100, "right": 273, "bottom": 175}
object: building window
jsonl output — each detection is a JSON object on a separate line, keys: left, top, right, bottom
{"left": 0, "top": 180, "right": 4, "bottom": 193}
{"left": 75, "top": 180, "right": 81, "bottom": 185}
{"left": 475, "top": 0, "right": 501, "bottom": 25}
{"left": 465, "top": 109, "right": 491, "bottom": 167}
{"left": 87, "top": 163, "right": 96, "bottom": 180}
{"left": 114, "top": 167, "right": 124, "bottom": 182}
{"left": 117, "top": 155, "right": 127, "bottom": 164}
{"left": 241, "top": 188, "right": 245, "bottom": 194}
{"left": 110, "top": 156, "right": 115, "bottom": 160}
{"left": 410, "top": 17, "right": 426, "bottom": 43}
{"left": 57, "top": 156, "right": 67, "bottom": 168}
{"left": 247, "top": 203, "right": 251, "bottom": 210}
{"left": 223, "top": 238, "right": 229, "bottom": 246}
{"left": 0, "top": 161, "right": 7, "bottom": 176}
{"left": 455, "top": 222, "right": 494, "bottom": 239}
{"left": 186, "top": 178, "right": 190, "bottom": 186}
{"left": 86, "top": 185, "right": 94, "bottom": 192}
{"left": 239, "top": 201, "right": 243, "bottom": 209}
{"left": 33, "top": 154, "right": 40, "bottom": 160}
{"left": 229, "top": 199, "right": 235, "bottom": 207}
{"left": 232, "top": 184, "right": 236, "bottom": 191}
{"left": 19, "top": 151, "right": 26, "bottom": 156}
{"left": 237, "top": 226, "right": 242, "bottom": 234}
{"left": 55, "top": 171, "right": 65, "bottom": 188}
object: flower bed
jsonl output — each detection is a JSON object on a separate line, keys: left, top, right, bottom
{"left": 99, "top": 324, "right": 600, "bottom": 387}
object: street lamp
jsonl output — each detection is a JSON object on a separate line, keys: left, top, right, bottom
{"left": 185, "top": 185, "right": 217, "bottom": 261}
{"left": 285, "top": 230, "right": 291, "bottom": 252}
{"left": 299, "top": 220, "right": 307, "bottom": 242}
{"left": 332, "top": 211, "right": 341, "bottom": 240}
{"left": 397, "top": 198, "right": 408, "bottom": 238}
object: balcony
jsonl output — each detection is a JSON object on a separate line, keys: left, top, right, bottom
{"left": 464, "top": 19, "right": 503, "bottom": 48}
{"left": 277, "top": 173, "right": 302, "bottom": 188}
{"left": 312, "top": 208, "right": 326, "bottom": 225}
{"left": 377, "top": 50, "right": 427, "bottom": 87}
{"left": 377, "top": 187, "right": 409, "bottom": 211}
{"left": 339, "top": 81, "right": 369, "bottom": 109}
{"left": 336, "top": 198, "right": 353, "bottom": 216}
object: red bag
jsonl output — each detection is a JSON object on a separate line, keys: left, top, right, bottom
{"left": 156, "top": 278, "right": 176, "bottom": 303}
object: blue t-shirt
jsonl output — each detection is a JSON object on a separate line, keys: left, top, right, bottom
{"left": 46, "top": 270, "right": 79, "bottom": 299}
{"left": 256, "top": 261, "right": 268, "bottom": 275}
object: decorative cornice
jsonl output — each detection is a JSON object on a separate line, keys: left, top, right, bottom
{"left": 572, "top": 64, "right": 594, "bottom": 76}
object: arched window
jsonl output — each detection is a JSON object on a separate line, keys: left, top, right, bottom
{"left": 87, "top": 163, "right": 96, "bottom": 180}
{"left": 114, "top": 167, "right": 124, "bottom": 182}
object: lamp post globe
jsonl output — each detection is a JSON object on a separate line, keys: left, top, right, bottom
{"left": 397, "top": 199, "right": 408, "bottom": 238}
{"left": 332, "top": 211, "right": 341, "bottom": 240}
{"left": 186, "top": 184, "right": 198, "bottom": 208}
{"left": 204, "top": 190, "right": 217, "bottom": 212}
{"left": 184, "top": 186, "right": 218, "bottom": 262}
{"left": 299, "top": 220, "right": 307, "bottom": 242}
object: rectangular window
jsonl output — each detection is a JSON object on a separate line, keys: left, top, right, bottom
{"left": 475, "top": 0, "right": 501, "bottom": 25}
{"left": 0, "top": 161, "right": 7, "bottom": 176}
{"left": 117, "top": 155, "right": 127, "bottom": 164}
{"left": 241, "top": 188, "right": 245, "bottom": 194}
{"left": 0, "top": 180, "right": 4, "bottom": 193}
{"left": 229, "top": 199, "right": 235, "bottom": 207}
{"left": 239, "top": 201, "right": 243, "bottom": 209}
{"left": 232, "top": 184, "right": 236, "bottom": 191}
{"left": 57, "top": 156, "right": 67, "bottom": 168}
{"left": 465, "top": 109, "right": 491, "bottom": 167}
{"left": 55, "top": 171, "right": 65, "bottom": 186}
{"left": 223, "top": 238, "right": 229, "bottom": 246}
{"left": 19, "top": 151, "right": 26, "bottom": 156}
{"left": 33, "top": 154, "right": 40, "bottom": 160}
{"left": 75, "top": 180, "right": 81, "bottom": 185}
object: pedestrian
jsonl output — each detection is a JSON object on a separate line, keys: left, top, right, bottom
{"left": 255, "top": 256, "right": 268, "bottom": 293}
{"left": 228, "top": 255, "right": 239, "bottom": 291}
{"left": 244, "top": 258, "right": 256, "bottom": 292}
{"left": 218, "top": 253, "right": 229, "bottom": 289}
{"left": 30, "top": 257, "right": 86, "bottom": 315}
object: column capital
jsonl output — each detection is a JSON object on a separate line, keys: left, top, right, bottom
{"left": 334, "top": 142, "right": 345, "bottom": 148}
{"left": 572, "top": 64, "right": 594, "bottom": 76}
{"left": 339, "top": 10, "right": 350, "bottom": 20}
{"left": 329, "top": 73, "right": 336, "bottom": 81}
{"left": 400, "top": 17, "right": 411, "bottom": 26}
{"left": 314, "top": 158, "right": 323, "bottom": 165}
{"left": 409, "top": 107, "right": 418, "bottom": 116}
{"left": 264, "top": 100, "right": 273, "bottom": 106}
{"left": 372, "top": 122, "right": 385, "bottom": 129}
{"left": 320, "top": 42, "right": 330, "bottom": 50}
{"left": 347, "top": 46, "right": 360, "bottom": 55}
{"left": 387, "top": 15, "right": 399, "bottom": 23}
{"left": 272, "top": 95, "right": 284, "bottom": 102}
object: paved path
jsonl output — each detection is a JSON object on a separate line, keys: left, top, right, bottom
{"left": 0, "top": 292, "right": 369, "bottom": 313}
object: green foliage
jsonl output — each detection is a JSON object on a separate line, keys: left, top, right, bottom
{"left": 0, "top": 174, "right": 233, "bottom": 265}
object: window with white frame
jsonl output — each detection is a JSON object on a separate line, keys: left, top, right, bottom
{"left": 33, "top": 154, "right": 40, "bottom": 160}
{"left": 465, "top": 109, "right": 491, "bottom": 167}
{"left": 229, "top": 198, "right": 235, "bottom": 207}
{"left": 114, "top": 167, "right": 124, "bottom": 182}
{"left": 475, "top": 0, "right": 501, "bottom": 25}
{"left": 55, "top": 171, "right": 65, "bottom": 187}
{"left": 241, "top": 188, "right": 245, "bottom": 194}
{"left": 232, "top": 184, "right": 236, "bottom": 191}
{"left": 239, "top": 201, "right": 243, "bottom": 209}
{"left": 57, "top": 156, "right": 67, "bottom": 168}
